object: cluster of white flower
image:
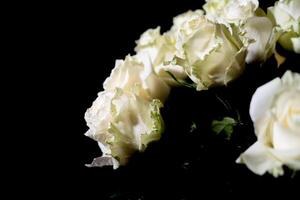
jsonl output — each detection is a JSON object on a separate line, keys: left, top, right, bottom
{"left": 85, "top": 0, "right": 300, "bottom": 176}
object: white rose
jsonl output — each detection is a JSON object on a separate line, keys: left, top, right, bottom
{"left": 103, "top": 54, "right": 170, "bottom": 102}
{"left": 135, "top": 27, "right": 174, "bottom": 67}
{"left": 237, "top": 71, "right": 300, "bottom": 177}
{"left": 268, "top": 0, "right": 300, "bottom": 53}
{"left": 170, "top": 10, "right": 205, "bottom": 34}
{"left": 171, "top": 10, "right": 246, "bottom": 90}
{"left": 204, "top": 0, "right": 278, "bottom": 63}
{"left": 135, "top": 27, "right": 187, "bottom": 86}
{"left": 203, "top": 0, "right": 259, "bottom": 26}
{"left": 85, "top": 88, "right": 164, "bottom": 169}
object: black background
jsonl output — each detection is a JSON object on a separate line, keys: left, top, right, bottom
{"left": 45, "top": 0, "right": 300, "bottom": 199}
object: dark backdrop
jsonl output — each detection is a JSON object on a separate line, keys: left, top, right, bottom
{"left": 62, "top": 0, "right": 300, "bottom": 199}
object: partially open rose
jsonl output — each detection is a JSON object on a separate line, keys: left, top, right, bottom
{"left": 85, "top": 88, "right": 164, "bottom": 169}
{"left": 237, "top": 71, "right": 300, "bottom": 177}
{"left": 203, "top": 0, "right": 259, "bottom": 26}
{"left": 268, "top": 0, "right": 300, "bottom": 53}
{"left": 104, "top": 55, "right": 170, "bottom": 103}
{"left": 204, "top": 0, "right": 278, "bottom": 64}
{"left": 134, "top": 27, "right": 187, "bottom": 86}
{"left": 170, "top": 10, "right": 246, "bottom": 90}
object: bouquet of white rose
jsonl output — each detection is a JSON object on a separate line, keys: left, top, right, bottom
{"left": 84, "top": 0, "right": 300, "bottom": 178}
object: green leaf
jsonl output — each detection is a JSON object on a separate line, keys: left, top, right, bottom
{"left": 211, "top": 117, "right": 237, "bottom": 140}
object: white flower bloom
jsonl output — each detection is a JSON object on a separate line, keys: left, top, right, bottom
{"left": 135, "top": 27, "right": 171, "bottom": 67}
{"left": 237, "top": 71, "right": 300, "bottom": 177}
{"left": 170, "top": 10, "right": 205, "bottom": 34}
{"left": 204, "top": 0, "right": 278, "bottom": 63}
{"left": 103, "top": 55, "right": 170, "bottom": 102}
{"left": 203, "top": 0, "right": 259, "bottom": 26}
{"left": 268, "top": 0, "right": 300, "bottom": 53}
{"left": 171, "top": 10, "right": 246, "bottom": 90}
{"left": 135, "top": 27, "right": 187, "bottom": 86}
{"left": 85, "top": 88, "right": 164, "bottom": 169}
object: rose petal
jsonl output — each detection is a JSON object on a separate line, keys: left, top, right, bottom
{"left": 272, "top": 149, "right": 300, "bottom": 171}
{"left": 273, "top": 122, "right": 300, "bottom": 150}
{"left": 291, "top": 37, "right": 300, "bottom": 54}
{"left": 249, "top": 77, "right": 281, "bottom": 122}
{"left": 245, "top": 16, "right": 274, "bottom": 63}
{"left": 237, "top": 141, "right": 283, "bottom": 175}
